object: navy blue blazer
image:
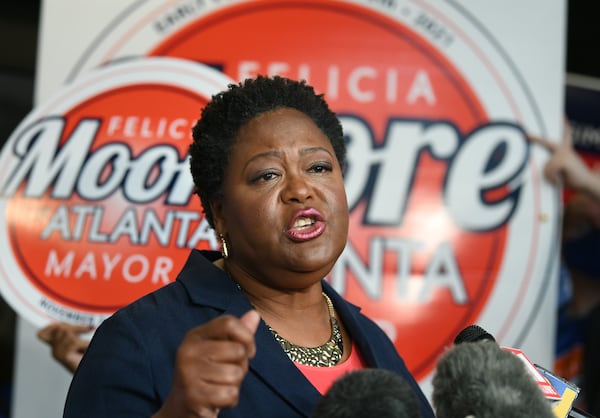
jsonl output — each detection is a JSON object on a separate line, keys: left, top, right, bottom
{"left": 63, "top": 250, "right": 434, "bottom": 418}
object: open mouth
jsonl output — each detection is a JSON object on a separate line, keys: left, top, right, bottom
{"left": 292, "top": 216, "right": 316, "bottom": 229}
{"left": 287, "top": 209, "right": 326, "bottom": 242}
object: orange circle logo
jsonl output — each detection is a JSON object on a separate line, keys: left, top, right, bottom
{"left": 0, "top": 58, "right": 234, "bottom": 326}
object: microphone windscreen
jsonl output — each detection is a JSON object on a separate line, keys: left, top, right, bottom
{"left": 454, "top": 324, "right": 496, "bottom": 345}
{"left": 432, "top": 340, "right": 555, "bottom": 418}
{"left": 311, "top": 368, "right": 423, "bottom": 418}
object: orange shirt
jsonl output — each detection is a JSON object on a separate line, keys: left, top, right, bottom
{"left": 294, "top": 341, "right": 366, "bottom": 394}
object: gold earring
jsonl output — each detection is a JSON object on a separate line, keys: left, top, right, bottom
{"left": 219, "top": 234, "right": 229, "bottom": 259}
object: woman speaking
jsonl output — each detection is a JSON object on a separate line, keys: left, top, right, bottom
{"left": 63, "top": 75, "right": 434, "bottom": 418}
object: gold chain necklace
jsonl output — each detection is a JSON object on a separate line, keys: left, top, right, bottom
{"left": 223, "top": 268, "right": 343, "bottom": 367}
{"left": 267, "top": 292, "right": 344, "bottom": 367}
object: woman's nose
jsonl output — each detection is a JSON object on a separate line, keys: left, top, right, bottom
{"left": 282, "top": 173, "right": 312, "bottom": 203}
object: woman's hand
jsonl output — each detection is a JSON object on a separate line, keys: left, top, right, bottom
{"left": 154, "top": 310, "right": 261, "bottom": 418}
{"left": 37, "top": 322, "right": 93, "bottom": 373}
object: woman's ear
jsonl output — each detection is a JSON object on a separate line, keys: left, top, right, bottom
{"left": 209, "top": 199, "right": 225, "bottom": 235}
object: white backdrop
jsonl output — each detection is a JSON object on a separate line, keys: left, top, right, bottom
{"left": 9, "top": 1, "right": 566, "bottom": 416}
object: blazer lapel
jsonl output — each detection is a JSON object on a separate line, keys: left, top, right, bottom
{"left": 322, "top": 282, "right": 384, "bottom": 368}
{"left": 179, "top": 251, "right": 323, "bottom": 417}
{"left": 249, "top": 324, "right": 322, "bottom": 417}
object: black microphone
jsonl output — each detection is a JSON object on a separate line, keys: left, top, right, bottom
{"left": 447, "top": 325, "right": 596, "bottom": 418}
{"left": 453, "top": 324, "right": 496, "bottom": 345}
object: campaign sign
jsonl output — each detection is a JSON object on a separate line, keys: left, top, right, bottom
{"left": 2, "top": 0, "right": 562, "bottom": 382}
{"left": 0, "top": 57, "right": 233, "bottom": 327}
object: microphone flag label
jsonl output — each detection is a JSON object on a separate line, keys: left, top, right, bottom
{"left": 502, "top": 347, "right": 562, "bottom": 401}
{"left": 535, "top": 364, "right": 581, "bottom": 418}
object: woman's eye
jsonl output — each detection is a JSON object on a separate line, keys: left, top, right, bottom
{"left": 252, "top": 171, "right": 278, "bottom": 183}
{"left": 310, "top": 163, "right": 332, "bottom": 173}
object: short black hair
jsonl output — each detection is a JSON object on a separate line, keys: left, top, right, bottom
{"left": 311, "top": 369, "right": 422, "bottom": 418}
{"left": 189, "top": 75, "right": 346, "bottom": 228}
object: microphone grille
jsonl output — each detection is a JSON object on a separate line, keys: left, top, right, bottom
{"left": 454, "top": 324, "right": 496, "bottom": 345}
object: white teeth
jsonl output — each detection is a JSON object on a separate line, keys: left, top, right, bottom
{"left": 294, "top": 217, "right": 314, "bottom": 228}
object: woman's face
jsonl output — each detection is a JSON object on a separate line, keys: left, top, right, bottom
{"left": 213, "top": 107, "right": 348, "bottom": 289}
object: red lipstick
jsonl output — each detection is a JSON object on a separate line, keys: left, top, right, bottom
{"left": 286, "top": 207, "right": 326, "bottom": 242}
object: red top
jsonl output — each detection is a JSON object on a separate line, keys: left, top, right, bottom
{"left": 294, "top": 341, "right": 366, "bottom": 394}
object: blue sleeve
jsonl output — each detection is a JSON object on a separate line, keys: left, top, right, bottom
{"left": 63, "top": 313, "right": 163, "bottom": 417}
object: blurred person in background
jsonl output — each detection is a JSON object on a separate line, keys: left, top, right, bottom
{"left": 530, "top": 122, "right": 600, "bottom": 415}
